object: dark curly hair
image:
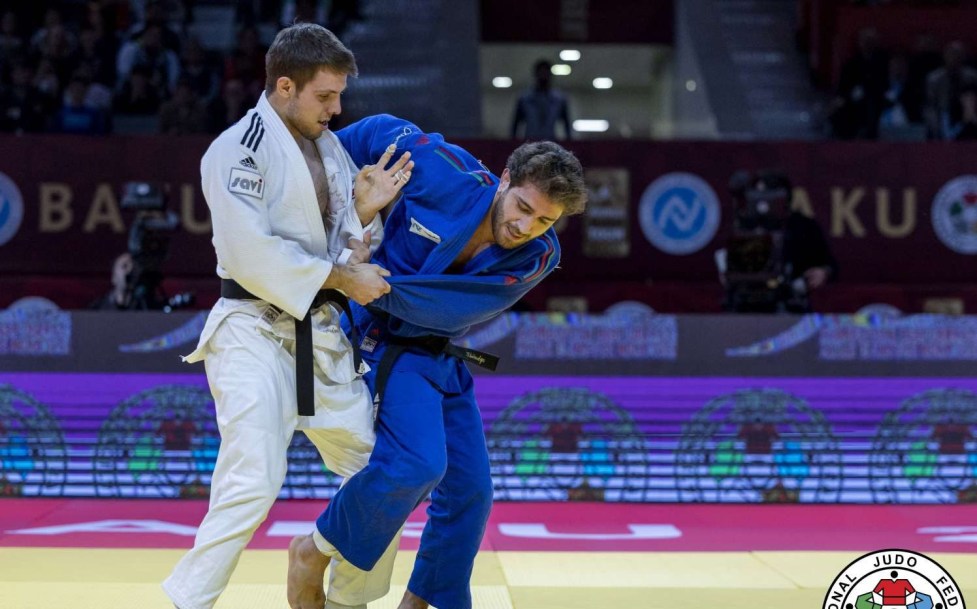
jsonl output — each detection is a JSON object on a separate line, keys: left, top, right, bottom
{"left": 505, "top": 141, "right": 587, "bottom": 216}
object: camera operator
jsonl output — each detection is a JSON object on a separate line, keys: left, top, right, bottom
{"left": 720, "top": 169, "right": 838, "bottom": 313}
{"left": 126, "top": 204, "right": 181, "bottom": 310}
{"left": 89, "top": 252, "right": 135, "bottom": 310}
{"left": 89, "top": 182, "right": 194, "bottom": 311}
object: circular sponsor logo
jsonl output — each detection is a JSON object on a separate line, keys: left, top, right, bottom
{"left": 0, "top": 171, "right": 25, "bottom": 246}
{"left": 822, "top": 549, "right": 965, "bottom": 609}
{"left": 932, "top": 175, "right": 977, "bottom": 254}
{"left": 638, "top": 172, "right": 720, "bottom": 255}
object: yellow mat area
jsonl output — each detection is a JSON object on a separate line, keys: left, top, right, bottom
{"left": 0, "top": 548, "right": 973, "bottom": 608}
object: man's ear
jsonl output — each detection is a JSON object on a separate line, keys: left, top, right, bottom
{"left": 276, "top": 76, "right": 294, "bottom": 98}
{"left": 498, "top": 168, "right": 511, "bottom": 191}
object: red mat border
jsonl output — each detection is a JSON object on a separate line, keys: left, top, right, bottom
{"left": 1, "top": 499, "right": 975, "bottom": 553}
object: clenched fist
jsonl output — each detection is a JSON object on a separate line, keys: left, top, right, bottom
{"left": 327, "top": 262, "right": 391, "bottom": 305}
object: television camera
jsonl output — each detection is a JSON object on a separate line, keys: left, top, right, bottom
{"left": 120, "top": 182, "right": 194, "bottom": 311}
{"left": 721, "top": 170, "right": 808, "bottom": 313}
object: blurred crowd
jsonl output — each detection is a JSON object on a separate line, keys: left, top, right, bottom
{"left": 0, "top": 0, "right": 360, "bottom": 136}
{"left": 828, "top": 28, "right": 977, "bottom": 140}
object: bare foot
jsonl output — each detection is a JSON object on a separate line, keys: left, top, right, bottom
{"left": 397, "top": 589, "right": 430, "bottom": 609}
{"left": 287, "top": 534, "right": 331, "bottom": 609}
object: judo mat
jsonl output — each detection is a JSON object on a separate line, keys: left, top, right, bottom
{"left": 1, "top": 499, "right": 974, "bottom": 609}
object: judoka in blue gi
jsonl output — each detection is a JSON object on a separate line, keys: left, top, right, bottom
{"left": 286, "top": 114, "right": 588, "bottom": 609}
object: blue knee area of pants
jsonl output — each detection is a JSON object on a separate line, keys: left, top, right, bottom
{"left": 315, "top": 371, "right": 449, "bottom": 571}
{"left": 315, "top": 465, "right": 439, "bottom": 570}
{"left": 468, "top": 475, "right": 494, "bottom": 531}
{"left": 389, "top": 446, "right": 447, "bottom": 492}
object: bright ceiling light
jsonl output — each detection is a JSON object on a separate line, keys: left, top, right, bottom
{"left": 551, "top": 64, "right": 572, "bottom": 76}
{"left": 592, "top": 77, "right": 613, "bottom": 89}
{"left": 492, "top": 76, "right": 513, "bottom": 88}
{"left": 559, "top": 49, "right": 581, "bottom": 61}
{"left": 572, "top": 119, "right": 609, "bottom": 132}
{"left": 685, "top": 79, "right": 697, "bottom": 92}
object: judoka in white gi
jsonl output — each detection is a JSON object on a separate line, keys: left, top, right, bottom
{"left": 162, "top": 24, "right": 413, "bottom": 609}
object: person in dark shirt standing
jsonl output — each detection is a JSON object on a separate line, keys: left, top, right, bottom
{"left": 511, "top": 59, "right": 572, "bottom": 140}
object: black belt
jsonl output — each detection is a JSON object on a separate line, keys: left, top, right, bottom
{"left": 371, "top": 333, "right": 499, "bottom": 423}
{"left": 220, "top": 279, "right": 361, "bottom": 417}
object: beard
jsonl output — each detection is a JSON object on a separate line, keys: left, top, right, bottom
{"left": 491, "top": 194, "right": 528, "bottom": 249}
{"left": 286, "top": 100, "right": 321, "bottom": 141}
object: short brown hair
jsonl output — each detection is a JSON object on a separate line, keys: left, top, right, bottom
{"left": 506, "top": 141, "right": 587, "bottom": 216}
{"left": 265, "top": 23, "right": 357, "bottom": 94}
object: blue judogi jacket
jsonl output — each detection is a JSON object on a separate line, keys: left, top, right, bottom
{"left": 336, "top": 114, "right": 561, "bottom": 339}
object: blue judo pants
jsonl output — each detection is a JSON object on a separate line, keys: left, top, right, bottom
{"left": 315, "top": 351, "right": 493, "bottom": 609}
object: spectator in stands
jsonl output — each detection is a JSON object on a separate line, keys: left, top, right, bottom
{"left": 878, "top": 53, "right": 925, "bottom": 138}
{"left": 924, "top": 40, "right": 977, "bottom": 140}
{"left": 126, "top": 0, "right": 183, "bottom": 54}
{"left": 954, "top": 83, "right": 977, "bottom": 140}
{"left": 829, "top": 27, "right": 888, "bottom": 139}
{"left": 180, "top": 37, "right": 220, "bottom": 105}
{"left": 116, "top": 22, "right": 180, "bottom": 98}
{"left": 908, "top": 34, "right": 943, "bottom": 94}
{"left": 35, "top": 22, "right": 77, "bottom": 99}
{"left": 114, "top": 64, "right": 162, "bottom": 116}
{"left": 223, "top": 24, "right": 266, "bottom": 99}
{"left": 32, "top": 58, "right": 62, "bottom": 107}
{"left": 76, "top": 2, "right": 119, "bottom": 81}
{"left": 53, "top": 70, "right": 111, "bottom": 134}
{"left": 206, "top": 75, "right": 247, "bottom": 133}
{"left": 30, "top": 8, "right": 77, "bottom": 65}
{"left": 72, "top": 24, "right": 118, "bottom": 88}
{"left": 68, "top": 64, "right": 112, "bottom": 111}
{"left": 0, "top": 61, "right": 49, "bottom": 133}
{"left": 0, "top": 10, "right": 26, "bottom": 63}
{"left": 85, "top": 0, "right": 119, "bottom": 33}
{"left": 511, "top": 59, "right": 573, "bottom": 140}
{"left": 158, "top": 76, "right": 207, "bottom": 134}
{"left": 84, "top": 0, "right": 123, "bottom": 65}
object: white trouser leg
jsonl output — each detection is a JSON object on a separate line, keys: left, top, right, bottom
{"left": 163, "top": 314, "right": 295, "bottom": 609}
{"left": 325, "top": 528, "right": 403, "bottom": 607}
{"left": 303, "top": 404, "right": 400, "bottom": 609}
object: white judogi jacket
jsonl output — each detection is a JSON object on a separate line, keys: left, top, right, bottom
{"left": 186, "top": 93, "right": 382, "bottom": 371}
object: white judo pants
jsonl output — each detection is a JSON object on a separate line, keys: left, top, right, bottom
{"left": 162, "top": 303, "right": 399, "bottom": 609}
